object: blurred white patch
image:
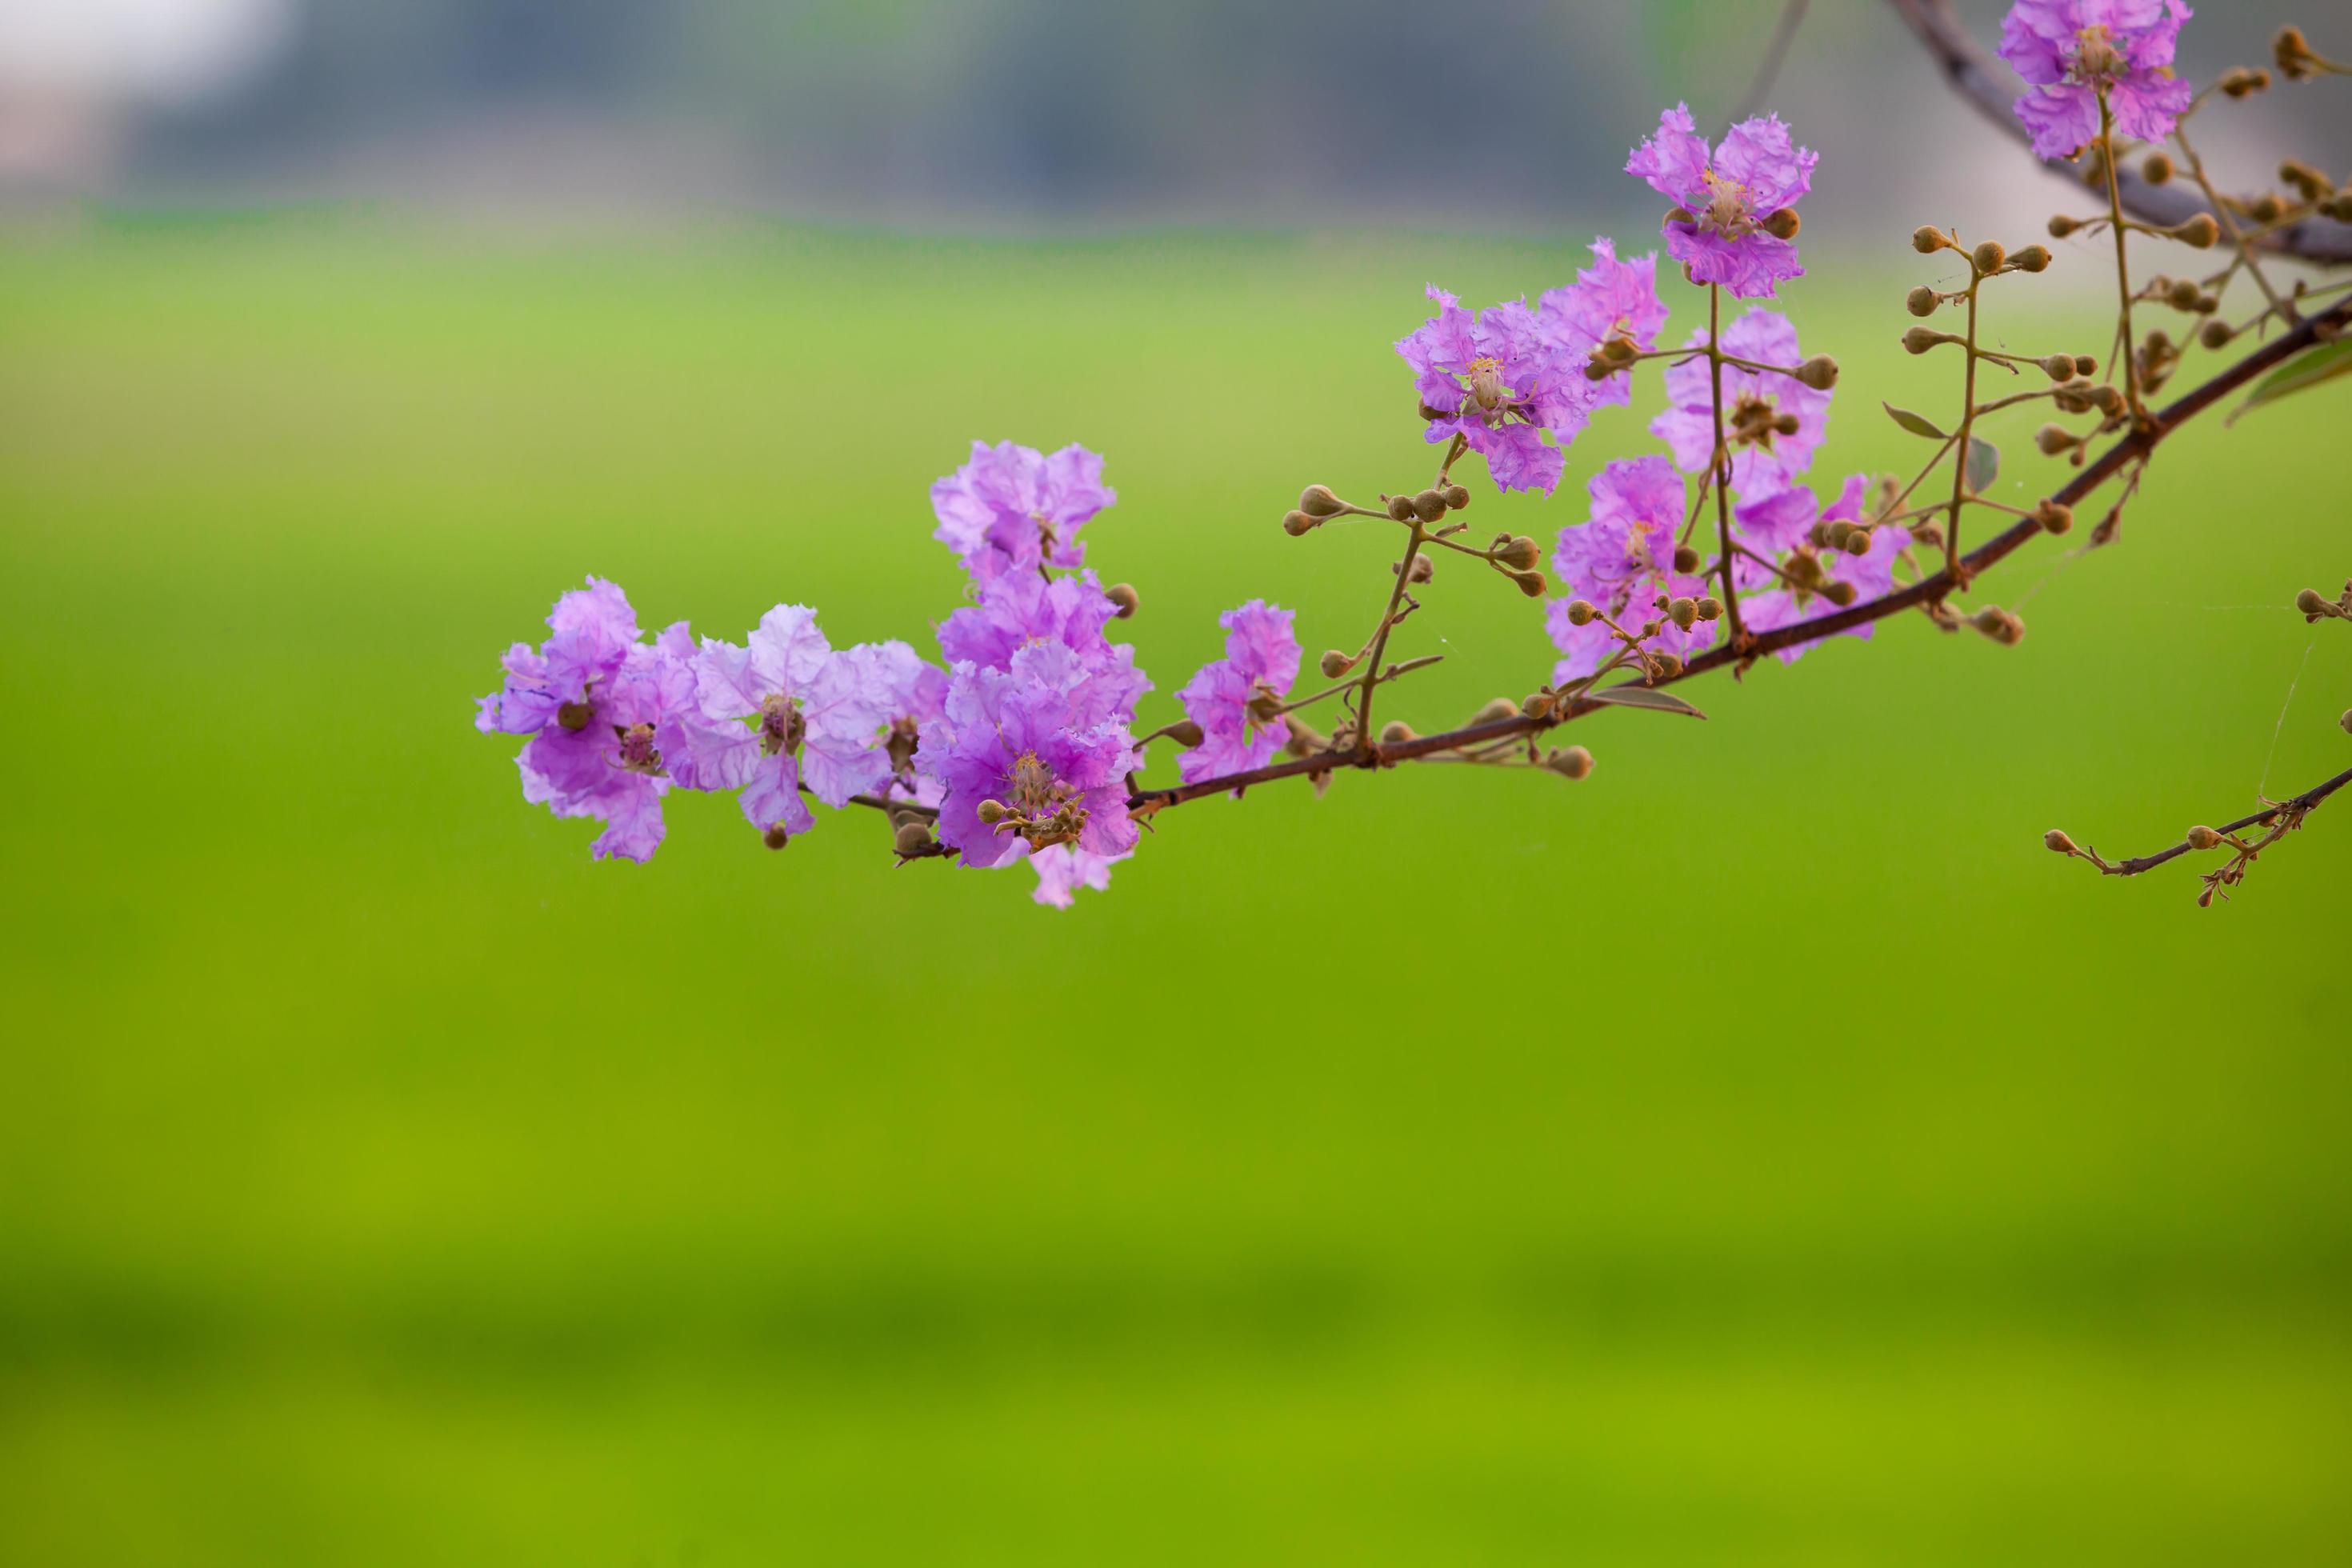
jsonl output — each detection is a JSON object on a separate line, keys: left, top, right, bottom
{"left": 0, "top": 0, "right": 293, "bottom": 106}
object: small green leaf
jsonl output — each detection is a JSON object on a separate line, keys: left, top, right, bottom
{"left": 1586, "top": 684, "right": 1707, "bottom": 718}
{"left": 1965, "top": 435, "right": 1999, "bottom": 494}
{"left": 1883, "top": 402, "right": 1950, "bottom": 440}
{"left": 2230, "top": 337, "right": 2352, "bottom": 425}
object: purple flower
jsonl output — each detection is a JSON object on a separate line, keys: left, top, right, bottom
{"left": 478, "top": 579, "right": 722, "bottom": 862}
{"left": 1999, "top": 0, "right": 2193, "bottom": 158}
{"left": 1548, "top": 456, "right": 1718, "bottom": 682}
{"left": 1175, "top": 599, "right": 1301, "bottom": 785}
{"left": 925, "top": 649, "right": 1140, "bottom": 871}
{"left": 1538, "top": 238, "right": 1670, "bottom": 412}
{"left": 1627, "top": 105, "right": 1817, "bottom": 300}
{"left": 1651, "top": 308, "right": 1830, "bottom": 502}
{"left": 690, "top": 606, "right": 889, "bottom": 843}
{"left": 936, "top": 569, "right": 1150, "bottom": 727}
{"left": 1029, "top": 844, "right": 1125, "bottom": 909}
{"left": 931, "top": 440, "right": 1115, "bottom": 585}
{"left": 1396, "top": 286, "right": 1594, "bottom": 495}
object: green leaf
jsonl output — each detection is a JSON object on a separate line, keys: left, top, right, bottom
{"left": 2230, "top": 337, "right": 2352, "bottom": 425}
{"left": 1883, "top": 402, "right": 1950, "bottom": 440}
{"left": 1586, "top": 684, "right": 1707, "bottom": 719}
{"left": 1965, "top": 436, "right": 1999, "bottom": 495}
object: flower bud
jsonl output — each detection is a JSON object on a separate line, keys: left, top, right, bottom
{"left": 1378, "top": 721, "right": 1416, "bottom": 744}
{"left": 1822, "top": 579, "right": 1858, "bottom": 606}
{"left": 1412, "top": 489, "right": 1449, "bottom": 523}
{"left": 1566, "top": 598, "right": 1597, "bottom": 626}
{"left": 1298, "top": 484, "right": 1346, "bottom": 518}
{"left": 2170, "top": 213, "right": 2220, "bottom": 249}
{"left": 2340, "top": 708, "right": 2352, "bottom": 736}
{"left": 1762, "top": 207, "right": 1801, "bottom": 241}
{"left": 1472, "top": 697, "right": 1521, "bottom": 724}
{"left": 1826, "top": 519, "right": 1854, "bottom": 550}
{"left": 2034, "top": 423, "right": 2078, "bottom": 456}
{"left": 1673, "top": 544, "right": 1702, "bottom": 574}
{"left": 1902, "top": 326, "right": 1956, "bottom": 354}
{"left": 1665, "top": 206, "right": 1695, "bottom": 227}
{"left": 1386, "top": 495, "right": 1416, "bottom": 522}
{"left": 2034, "top": 498, "right": 2074, "bottom": 534}
{"left": 1906, "top": 285, "right": 1940, "bottom": 317}
{"left": 976, "top": 799, "right": 1009, "bottom": 826}
{"left": 762, "top": 822, "right": 792, "bottom": 850}
{"left": 2044, "top": 828, "right": 2078, "bottom": 854}
{"left": 1695, "top": 595, "right": 1722, "bottom": 621}
{"left": 2186, "top": 824, "right": 2223, "bottom": 850}
{"left": 1544, "top": 745, "right": 1594, "bottom": 781}
{"left": 2295, "top": 587, "right": 2334, "bottom": 618}
{"left": 1600, "top": 334, "right": 1639, "bottom": 364}
{"left": 1795, "top": 354, "right": 1839, "bottom": 390}
{"left": 1282, "top": 510, "right": 1318, "bottom": 537}
{"left": 1106, "top": 582, "right": 1139, "bottom": 618}
{"left": 1970, "top": 606, "right": 2026, "bottom": 646}
{"left": 557, "top": 700, "right": 594, "bottom": 732}
{"left": 1667, "top": 596, "right": 1697, "bottom": 630}
{"left": 1396, "top": 554, "right": 1435, "bottom": 583}
{"left": 1319, "top": 649, "right": 1356, "bottom": 678}
{"left": 2012, "top": 244, "right": 2052, "bottom": 273}
{"left": 1911, "top": 225, "right": 1946, "bottom": 254}
{"left": 1522, "top": 690, "right": 1555, "bottom": 718}
{"left": 2140, "top": 152, "right": 2174, "bottom": 186}
{"left": 1772, "top": 410, "right": 1802, "bottom": 436}
{"left": 2047, "top": 214, "right": 2082, "bottom": 238}
{"left": 1912, "top": 520, "right": 1945, "bottom": 550}
{"left": 1165, "top": 719, "right": 1206, "bottom": 747}
{"left": 2198, "top": 319, "right": 2234, "bottom": 350}
{"left": 2074, "top": 354, "right": 2098, "bottom": 377}
{"left": 2166, "top": 277, "right": 2202, "bottom": 311}
{"left": 1972, "top": 239, "right": 2007, "bottom": 275}
{"left": 1509, "top": 569, "right": 1548, "bottom": 598}
{"left": 2040, "top": 353, "right": 2078, "bottom": 381}
{"left": 893, "top": 821, "right": 934, "bottom": 855}
{"left": 1843, "top": 529, "right": 1874, "bottom": 557}
{"left": 2276, "top": 25, "right": 2318, "bottom": 77}
{"left": 1650, "top": 652, "right": 1684, "bottom": 678}
{"left": 1442, "top": 484, "right": 1471, "bottom": 510}
{"left": 1495, "top": 534, "right": 1541, "bottom": 570}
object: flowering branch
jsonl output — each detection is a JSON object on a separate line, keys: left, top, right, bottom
{"left": 1887, "top": 0, "right": 2352, "bottom": 266}
{"left": 2044, "top": 764, "right": 2352, "bottom": 905}
{"left": 474, "top": 1, "right": 2351, "bottom": 912}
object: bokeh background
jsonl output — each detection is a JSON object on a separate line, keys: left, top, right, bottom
{"left": 6, "top": 2, "right": 2352, "bottom": 1563}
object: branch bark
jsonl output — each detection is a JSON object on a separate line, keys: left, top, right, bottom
{"left": 1884, "top": 0, "right": 2352, "bottom": 266}
{"left": 1129, "top": 296, "right": 2352, "bottom": 814}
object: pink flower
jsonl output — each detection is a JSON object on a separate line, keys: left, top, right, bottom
{"left": 1175, "top": 599, "right": 1301, "bottom": 786}
{"left": 930, "top": 440, "right": 1115, "bottom": 585}
{"left": 1627, "top": 105, "right": 1816, "bottom": 300}
{"left": 1999, "top": 0, "right": 2193, "bottom": 158}
{"left": 1395, "top": 286, "right": 1594, "bottom": 495}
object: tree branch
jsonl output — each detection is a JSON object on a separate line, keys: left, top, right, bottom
{"left": 1129, "top": 296, "right": 2352, "bottom": 814}
{"left": 1883, "top": 0, "right": 2352, "bottom": 266}
{"left": 2069, "top": 765, "right": 2352, "bottom": 878}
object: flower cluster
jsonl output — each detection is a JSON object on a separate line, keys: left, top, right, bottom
{"left": 478, "top": 440, "right": 1151, "bottom": 906}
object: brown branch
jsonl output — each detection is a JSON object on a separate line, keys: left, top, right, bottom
{"left": 1883, "top": 0, "right": 2352, "bottom": 266}
{"left": 1128, "top": 297, "right": 2352, "bottom": 814}
{"left": 2066, "top": 765, "right": 2352, "bottom": 878}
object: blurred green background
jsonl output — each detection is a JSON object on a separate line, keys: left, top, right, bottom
{"left": 2, "top": 214, "right": 2349, "bottom": 1566}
